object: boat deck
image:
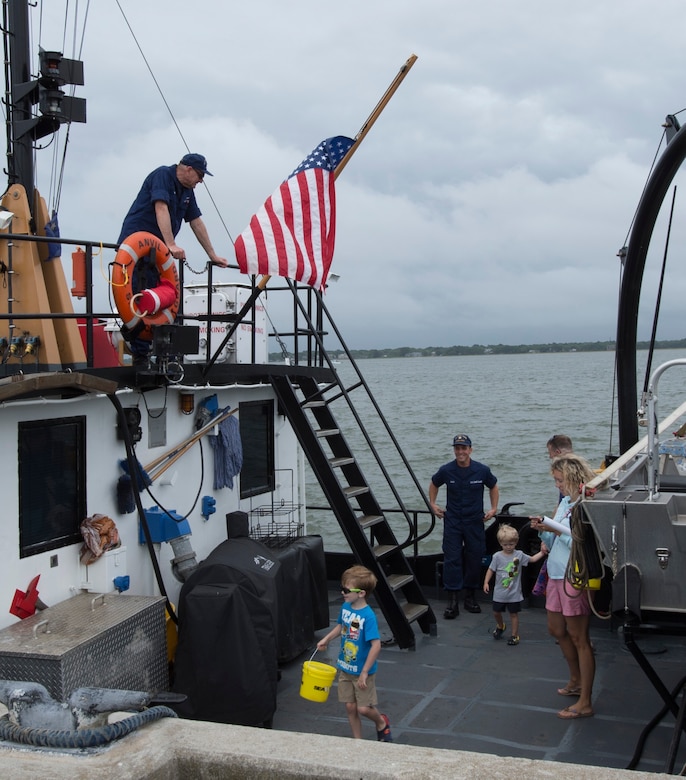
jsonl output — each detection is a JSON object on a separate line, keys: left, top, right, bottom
{"left": 273, "top": 587, "right": 686, "bottom": 774}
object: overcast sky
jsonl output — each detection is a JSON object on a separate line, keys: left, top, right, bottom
{"left": 30, "top": 1, "right": 686, "bottom": 349}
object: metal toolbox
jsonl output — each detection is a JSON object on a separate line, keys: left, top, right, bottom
{"left": 0, "top": 593, "right": 168, "bottom": 701}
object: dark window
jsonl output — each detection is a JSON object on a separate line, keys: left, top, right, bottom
{"left": 19, "top": 416, "right": 86, "bottom": 557}
{"left": 239, "top": 400, "right": 274, "bottom": 499}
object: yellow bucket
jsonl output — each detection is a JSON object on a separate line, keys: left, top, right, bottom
{"left": 299, "top": 660, "right": 337, "bottom": 702}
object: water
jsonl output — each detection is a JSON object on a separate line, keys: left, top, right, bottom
{"left": 305, "top": 349, "right": 686, "bottom": 551}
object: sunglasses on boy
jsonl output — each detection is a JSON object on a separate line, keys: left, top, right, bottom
{"left": 341, "top": 587, "right": 363, "bottom": 594}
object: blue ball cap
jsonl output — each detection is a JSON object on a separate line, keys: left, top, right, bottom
{"left": 180, "top": 152, "right": 213, "bottom": 176}
{"left": 452, "top": 434, "right": 472, "bottom": 447}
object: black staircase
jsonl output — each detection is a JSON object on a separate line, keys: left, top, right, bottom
{"left": 270, "top": 372, "right": 436, "bottom": 650}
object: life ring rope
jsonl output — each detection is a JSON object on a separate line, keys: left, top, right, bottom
{"left": 130, "top": 293, "right": 150, "bottom": 318}
{"left": 109, "top": 260, "right": 130, "bottom": 288}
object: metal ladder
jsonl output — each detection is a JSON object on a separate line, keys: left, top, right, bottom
{"left": 270, "top": 372, "right": 436, "bottom": 650}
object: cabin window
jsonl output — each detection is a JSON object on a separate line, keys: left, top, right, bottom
{"left": 18, "top": 416, "right": 86, "bottom": 558}
{"left": 239, "top": 399, "right": 275, "bottom": 499}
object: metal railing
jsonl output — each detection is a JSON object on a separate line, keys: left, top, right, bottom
{"left": 0, "top": 231, "right": 334, "bottom": 370}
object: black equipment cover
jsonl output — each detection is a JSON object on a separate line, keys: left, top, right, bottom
{"left": 172, "top": 537, "right": 280, "bottom": 726}
{"left": 172, "top": 535, "right": 328, "bottom": 725}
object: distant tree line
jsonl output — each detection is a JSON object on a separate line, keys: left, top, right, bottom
{"left": 270, "top": 339, "right": 686, "bottom": 362}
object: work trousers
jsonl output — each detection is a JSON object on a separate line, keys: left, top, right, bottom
{"left": 442, "top": 515, "right": 486, "bottom": 592}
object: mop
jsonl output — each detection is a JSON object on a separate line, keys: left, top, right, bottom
{"left": 209, "top": 412, "right": 243, "bottom": 489}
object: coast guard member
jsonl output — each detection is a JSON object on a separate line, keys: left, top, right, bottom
{"left": 429, "top": 434, "right": 499, "bottom": 618}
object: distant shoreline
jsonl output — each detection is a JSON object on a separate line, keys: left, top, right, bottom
{"left": 271, "top": 339, "right": 686, "bottom": 362}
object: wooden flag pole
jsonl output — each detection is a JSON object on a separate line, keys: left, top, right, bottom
{"left": 204, "top": 55, "right": 417, "bottom": 376}
{"left": 334, "top": 53, "right": 418, "bottom": 181}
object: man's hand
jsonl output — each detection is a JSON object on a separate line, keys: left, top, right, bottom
{"left": 168, "top": 243, "right": 186, "bottom": 261}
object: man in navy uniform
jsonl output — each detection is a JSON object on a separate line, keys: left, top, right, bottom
{"left": 117, "top": 153, "right": 228, "bottom": 364}
{"left": 429, "top": 434, "right": 499, "bottom": 618}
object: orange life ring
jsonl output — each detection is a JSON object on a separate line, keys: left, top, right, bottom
{"left": 112, "top": 231, "right": 179, "bottom": 341}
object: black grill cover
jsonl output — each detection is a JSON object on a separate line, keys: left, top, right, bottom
{"left": 273, "top": 535, "right": 329, "bottom": 662}
{"left": 172, "top": 535, "right": 328, "bottom": 725}
{"left": 172, "top": 538, "right": 280, "bottom": 726}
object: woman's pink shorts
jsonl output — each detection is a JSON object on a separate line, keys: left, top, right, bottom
{"left": 545, "top": 578, "right": 591, "bottom": 617}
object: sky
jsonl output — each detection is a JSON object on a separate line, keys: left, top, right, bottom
{"left": 26, "top": 0, "right": 686, "bottom": 350}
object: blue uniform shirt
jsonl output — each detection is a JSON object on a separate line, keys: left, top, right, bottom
{"left": 431, "top": 459, "right": 497, "bottom": 522}
{"left": 118, "top": 164, "right": 201, "bottom": 244}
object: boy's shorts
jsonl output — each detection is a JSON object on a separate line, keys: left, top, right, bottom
{"left": 337, "top": 669, "right": 378, "bottom": 707}
{"left": 492, "top": 600, "right": 522, "bottom": 614}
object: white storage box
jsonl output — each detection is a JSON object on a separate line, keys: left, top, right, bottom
{"left": 184, "top": 283, "right": 268, "bottom": 364}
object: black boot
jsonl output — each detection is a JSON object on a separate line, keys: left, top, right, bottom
{"left": 463, "top": 589, "right": 481, "bottom": 614}
{"left": 443, "top": 592, "right": 459, "bottom": 619}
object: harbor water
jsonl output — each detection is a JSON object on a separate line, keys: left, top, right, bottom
{"left": 305, "top": 348, "right": 686, "bottom": 551}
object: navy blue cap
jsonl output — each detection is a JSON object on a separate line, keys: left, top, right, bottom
{"left": 452, "top": 434, "right": 472, "bottom": 447}
{"left": 180, "top": 153, "right": 213, "bottom": 176}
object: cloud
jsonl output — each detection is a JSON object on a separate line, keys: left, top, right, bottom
{"left": 32, "top": 0, "right": 686, "bottom": 347}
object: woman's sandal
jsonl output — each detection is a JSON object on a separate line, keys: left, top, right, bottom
{"left": 557, "top": 685, "right": 581, "bottom": 697}
{"left": 557, "top": 706, "right": 593, "bottom": 719}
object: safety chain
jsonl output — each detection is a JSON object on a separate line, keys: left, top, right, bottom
{"left": 183, "top": 259, "right": 210, "bottom": 275}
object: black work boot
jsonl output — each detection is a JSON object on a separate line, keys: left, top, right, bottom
{"left": 443, "top": 592, "right": 459, "bottom": 619}
{"left": 463, "top": 589, "right": 481, "bottom": 614}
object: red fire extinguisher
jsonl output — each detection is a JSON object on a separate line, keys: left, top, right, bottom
{"left": 71, "top": 247, "right": 86, "bottom": 298}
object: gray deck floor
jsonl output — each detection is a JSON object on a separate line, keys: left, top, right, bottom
{"left": 273, "top": 588, "right": 686, "bottom": 774}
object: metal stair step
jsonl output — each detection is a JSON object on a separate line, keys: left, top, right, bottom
{"left": 329, "top": 456, "right": 355, "bottom": 467}
{"left": 358, "top": 514, "right": 384, "bottom": 530}
{"left": 403, "top": 602, "right": 430, "bottom": 623}
{"left": 269, "top": 373, "right": 436, "bottom": 649}
{"left": 373, "top": 544, "right": 397, "bottom": 558}
{"left": 343, "top": 485, "right": 369, "bottom": 498}
{"left": 387, "top": 573, "right": 415, "bottom": 590}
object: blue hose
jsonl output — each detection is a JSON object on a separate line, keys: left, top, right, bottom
{"left": 0, "top": 706, "right": 177, "bottom": 748}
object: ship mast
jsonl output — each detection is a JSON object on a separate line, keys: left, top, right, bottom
{"left": 4, "top": 0, "right": 86, "bottom": 223}
{"left": 6, "top": 0, "right": 36, "bottom": 210}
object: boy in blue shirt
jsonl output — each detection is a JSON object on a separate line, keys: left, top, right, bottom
{"left": 317, "top": 565, "right": 393, "bottom": 741}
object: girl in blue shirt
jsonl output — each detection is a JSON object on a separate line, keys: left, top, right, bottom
{"left": 531, "top": 454, "right": 599, "bottom": 721}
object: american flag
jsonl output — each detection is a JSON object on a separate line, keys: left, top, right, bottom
{"left": 235, "top": 136, "right": 355, "bottom": 290}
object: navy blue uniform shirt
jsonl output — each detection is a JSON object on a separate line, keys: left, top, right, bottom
{"left": 118, "top": 164, "right": 201, "bottom": 244}
{"left": 431, "top": 459, "right": 497, "bottom": 522}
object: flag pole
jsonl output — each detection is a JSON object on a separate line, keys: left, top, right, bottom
{"left": 203, "top": 55, "right": 417, "bottom": 376}
{"left": 334, "top": 53, "right": 418, "bottom": 180}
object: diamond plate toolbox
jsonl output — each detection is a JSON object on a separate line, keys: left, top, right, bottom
{"left": 0, "top": 593, "right": 168, "bottom": 701}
